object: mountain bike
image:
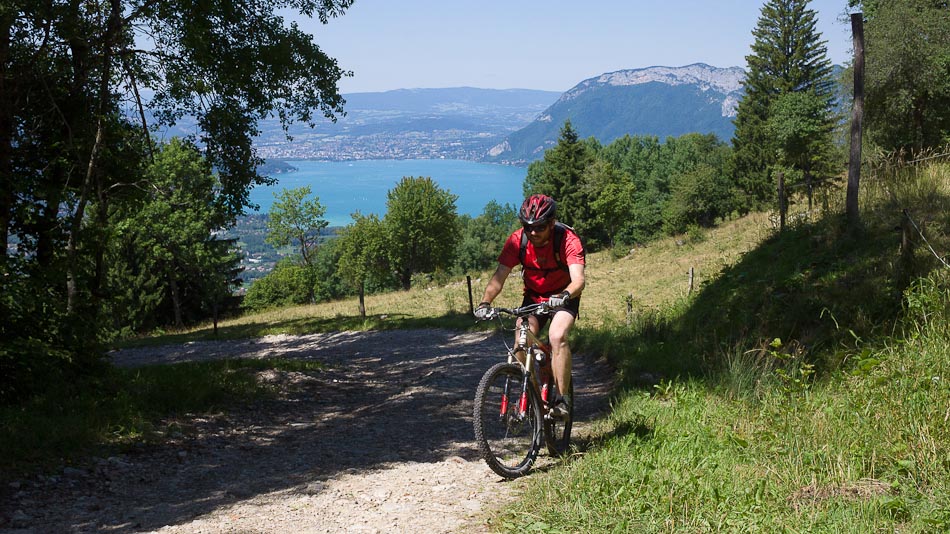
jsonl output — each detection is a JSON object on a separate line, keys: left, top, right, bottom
{"left": 473, "top": 303, "right": 573, "bottom": 479}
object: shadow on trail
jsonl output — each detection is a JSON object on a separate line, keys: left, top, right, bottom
{"left": 12, "top": 327, "right": 614, "bottom": 533}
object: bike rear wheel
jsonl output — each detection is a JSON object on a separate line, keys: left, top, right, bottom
{"left": 544, "top": 380, "right": 573, "bottom": 456}
{"left": 473, "top": 362, "right": 543, "bottom": 479}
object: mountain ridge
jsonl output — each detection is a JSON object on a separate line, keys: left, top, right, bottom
{"left": 487, "top": 63, "right": 746, "bottom": 164}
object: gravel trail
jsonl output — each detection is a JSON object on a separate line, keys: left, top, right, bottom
{"left": 0, "top": 328, "right": 614, "bottom": 534}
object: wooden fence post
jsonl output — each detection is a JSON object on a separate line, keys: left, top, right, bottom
{"left": 777, "top": 172, "right": 786, "bottom": 232}
{"left": 688, "top": 267, "right": 695, "bottom": 295}
{"left": 466, "top": 275, "right": 474, "bottom": 314}
{"left": 625, "top": 293, "right": 634, "bottom": 325}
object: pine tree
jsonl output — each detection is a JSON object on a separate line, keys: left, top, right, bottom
{"left": 732, "top": 0, "right": 837, "bottom": 208}
{"left": 523, "top": 121, "right": 593, "bottom": 227}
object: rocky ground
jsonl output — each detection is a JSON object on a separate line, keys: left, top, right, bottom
{"left": 0, "top": 328, "right": 614, "bottom": 534}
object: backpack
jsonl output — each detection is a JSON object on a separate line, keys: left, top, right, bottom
{"left": 519, "top": 222, "right": 578, "bottom": 273}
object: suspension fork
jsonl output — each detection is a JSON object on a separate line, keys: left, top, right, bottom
{"left": 500, "top": 324, "right": 533, "bottom": 417}
{"left": 515, "top": 323, "right": 532, "bottom": 416}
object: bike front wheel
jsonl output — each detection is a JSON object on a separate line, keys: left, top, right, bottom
{"left": 473, "top": 362, "right": 543, "bottom": 479}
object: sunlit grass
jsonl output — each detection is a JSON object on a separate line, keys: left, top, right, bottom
{"left": 132, "top": 211, "right": 778, "bottom": 348}
{"left": 493, "top": 157, "right": 950, "bottom": 532}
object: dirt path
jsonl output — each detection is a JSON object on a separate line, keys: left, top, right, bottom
{"left": 0, "top": 329, "right": 614, "bottom": 534}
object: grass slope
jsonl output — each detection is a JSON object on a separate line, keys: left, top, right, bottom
{"left": 497, "top": 161, "right": 950, "bottom": 532}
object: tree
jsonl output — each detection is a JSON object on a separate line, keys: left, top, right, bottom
{"left": 1, "top": 0, "right": 353, "bottom": 395}
{"left": 662, "top": 164, "right": 741, "bottom": 234}
{"left": 766, "top": 90, "right": 838, "bottom": 208}
{"left": 336, "top": 213, "right": 389, "bottom": 317}
{"left": 454, "top": 201, "right": 519, "bottom": 273}
{"left": 107, "top": 139, "right": 242, "bottom": 330}
{"left": 581, "top": 160, "right": 636, "bottom": 248}
{"left": 241, "top": 260, "right": 317, "bottom": 312}
{"left": 732, "top": 0, "right": 838, "bottom": 208}
{"left": 523, "top": 121, "right": 594, "bottom": 228}
{"left": 598, "top": 135, "right": 667, "bottom": 242}
{"left": 384, "top": 177, "right": 460, "bottom": 290}
{"left": 849, "top": 0, "right": 950, "bottom": 151}
{"left": 266, "top": 186, "right": 329, "bottom": 267}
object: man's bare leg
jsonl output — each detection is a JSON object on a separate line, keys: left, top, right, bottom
{"left": 548, "top": 310, "right": 575, "bottom": 408}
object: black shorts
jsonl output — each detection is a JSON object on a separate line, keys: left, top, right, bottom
{"left": 521, "top": 293, "right": 580, "bottom": 329}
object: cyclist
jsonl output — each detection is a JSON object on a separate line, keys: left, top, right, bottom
{"left": 474, "top": 194, "right": 586, "bottom": 417}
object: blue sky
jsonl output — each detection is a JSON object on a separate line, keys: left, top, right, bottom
{"left": 295, "top": 0, "right": 856, "bottom": 94}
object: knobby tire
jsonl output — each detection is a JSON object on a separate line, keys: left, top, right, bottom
{"left": 473, "top": 362, "right": 543, "bottom": 479}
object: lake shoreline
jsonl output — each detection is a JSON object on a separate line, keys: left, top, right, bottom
{"left": 249, "top": 159, "right": 527, "bottom": 226}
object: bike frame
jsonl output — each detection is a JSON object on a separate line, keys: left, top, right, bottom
{"left": 497, "top": 305, "right": 556, "bottom": 414}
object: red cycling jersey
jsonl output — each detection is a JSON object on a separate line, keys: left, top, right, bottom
{"left": 497, "top": 226, "right": 585, "bottom": 300}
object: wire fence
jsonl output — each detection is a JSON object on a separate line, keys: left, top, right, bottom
{"left": 903, "top": 209, "right": 950, "bottom": 270}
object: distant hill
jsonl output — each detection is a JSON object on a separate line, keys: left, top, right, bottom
{"left": 485, "top": 64, "right": 745, "bottom": 164}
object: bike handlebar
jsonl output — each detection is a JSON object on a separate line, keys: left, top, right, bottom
{"left": 481, "top": 302, "right": 553, "bottom": 320}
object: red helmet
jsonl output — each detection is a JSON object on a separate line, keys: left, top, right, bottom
{"left": 519, "top": 194, "right": 557, "bottom": 225}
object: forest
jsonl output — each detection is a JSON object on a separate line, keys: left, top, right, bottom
{"left": 2, "top": 0, "right": 949, "bottom": 406}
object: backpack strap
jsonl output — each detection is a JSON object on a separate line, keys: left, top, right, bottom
{"left": 520, "top": 222, "right": 570, "bottom": 273}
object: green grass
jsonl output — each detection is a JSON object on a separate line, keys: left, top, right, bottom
{"left": 498, "top": 295, "right": 950, "bottom": 531}
{"left": 493, "top": 160, "right": 950, "bottom": 532}
{"left": 0, "top": 358, "right": 322, "bottom": 475}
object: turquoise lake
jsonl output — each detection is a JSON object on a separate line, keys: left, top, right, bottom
{"left": 248, "top": 159, "right": 527, "bottom": 227}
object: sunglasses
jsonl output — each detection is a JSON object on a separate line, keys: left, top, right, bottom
{"left": 523, "top": 222, "right": 549, "bottom": 233}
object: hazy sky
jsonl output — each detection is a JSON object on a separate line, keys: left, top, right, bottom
{"left": 294, "top": 0, "right": 856, "bottom": 94}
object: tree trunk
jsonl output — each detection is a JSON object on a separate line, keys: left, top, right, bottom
{"left": 847, "top": 12, "right": 865, "bottom": 226}
{"left": 0, "top": 14, "right": 12, "bottom": 260}
{"left": 66, "top": 0, "right": 124, "bottom": 312}
{"left": 169, "top": 270, "right": 184, "bottom": 329}
{"left": 804, "top": 161, "right": 813, "bottom": 212}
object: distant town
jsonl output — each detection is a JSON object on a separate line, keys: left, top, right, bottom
{"left": 253, "top": 128, "right": 500, "bottom": 162}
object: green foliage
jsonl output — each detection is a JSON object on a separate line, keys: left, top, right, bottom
{"left": 767, "top": 90, "right": 839, "bottom": 185}
{"left": 603, "top": 132, "right": 739, "bottom": 243}
{"left": 384, "top": 176, "right": 460, "bottom": 290}
{"left": 311, "top": 236, "right": 352, "bottom": 302}
{"left": 662, "top": 163, "right": 741, "bottom": 234}
{"left": 582, "top": 159, "right": 637, "bottom": 247}
{"left": 336, "top": 213, "right": 392, "bottom": 316}
{"left": 1, "top": 0, "right": 353, "bottom": 402}
{"left": 732, "top": 0, "right": 838, "bottom": 208}
{"left": 0, "top": 358, "right": 322, "bottom": 472}
{"left": 0, "top": 261, "right": 76, "bottom": 404}
{"left": 106, "top": 139, "right": 243, "bottom": 331}
{"left": 859, "top": 0, "right": 950, "bottom": 151}
{"left": 241, "top": 259, "right": 317, "bottom": 311}
{"left": 525, "top": 125, "right": 741, "bottom": 249}
{"left": 453, "top": 201, "right": 519, "bottom": 273}
{"left": 265, "top": 186, "right": 329, "bottom": 266}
